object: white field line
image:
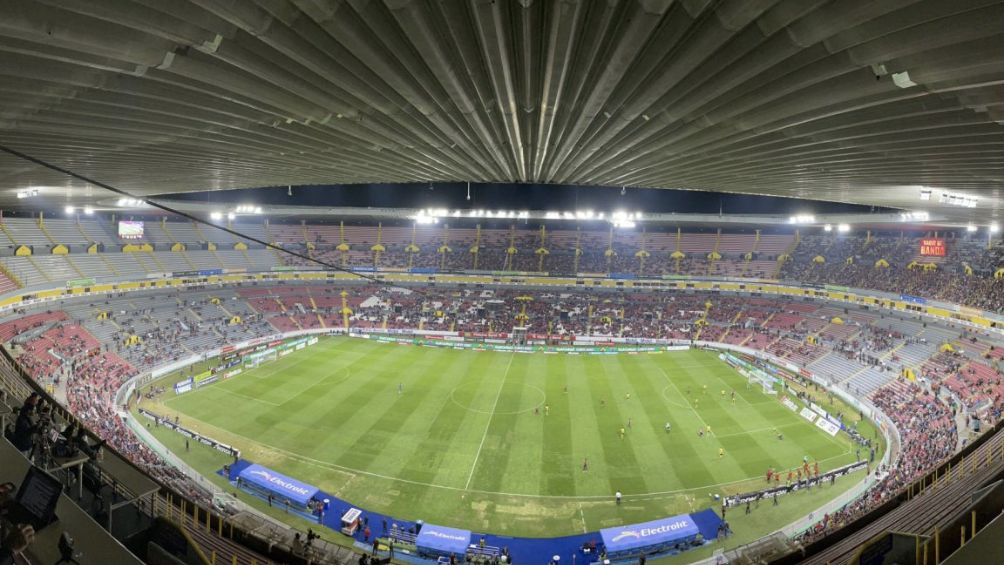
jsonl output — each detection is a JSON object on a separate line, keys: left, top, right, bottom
{"left": 658, "top": 367, "right": 711, "bottom": 432}
{"left": 245, "top": 349, "right": 327, "bottom": 380}
{"left": 192, "top": 416, "right": 862, "bottom": 502}
{"left": 714, "top": 421, "right": 803, "bottom": 439}
{"left": 207, "top": 387, "right": 282, "bottom": 407}
{"left": 464, "top": 353, "right": 515, "bottom": 490}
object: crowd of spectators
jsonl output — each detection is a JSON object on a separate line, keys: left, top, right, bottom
{"left": 782, "top": 234, "right": 1004, "bottom": 311}
{"left": 278, "top": 225, "right": 791, "bottom": 278}
{"left": 797, "top": 383, "right": 956, "bottom": 544}
{"left": 274, "top": 226, "right": 1004, "bottom": 313}
{"left": 1, "top": 276, "right": 1002, "bottom": 546}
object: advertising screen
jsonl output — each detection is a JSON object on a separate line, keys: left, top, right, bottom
{"left": 919, "top": 238, "right": 945, "bottom": 257}
{"left": 118, "top": 221, "right": 144, "bottom": 239}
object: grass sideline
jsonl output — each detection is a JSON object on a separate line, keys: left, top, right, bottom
{"left": 138, "top": 337, "right": 881, "bottom": 544}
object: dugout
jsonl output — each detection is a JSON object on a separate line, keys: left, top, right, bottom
{"left": 415, "top": 523, "right": 471, "bottom": 559}
{"left": 600, "top": 514, "right": 702, "bottom": 560}
{"left": 236, "top": 464, "right": 319, "bottom": 508}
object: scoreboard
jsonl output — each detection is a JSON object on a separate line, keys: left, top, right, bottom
{"left": 919, "top": 238, "right": 946, "bottom": 257}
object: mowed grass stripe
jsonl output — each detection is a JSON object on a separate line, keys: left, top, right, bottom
{"left": 235, "top": 341, "right": 415, "bottom": 455}
{"left": 565, "top": 354, "right": 612, "bottom": 497}
{"left": 276, "top": 342, "right": 418, "bottom": 455}
{"left": 162, "top": 345, "right": 343, "bottom": 431}
{"left": 430, "top": 352, "right": 517, "bottom": 490}
{"left": 337, "top": 347, "right": 458, "bottom": 472}
{"left": 386, "top": 350, "right": 497, "bottom": 486}
{"left": 659, "top": 352, "right": 850, "bottom": 473}
{"left": 616, "top": 355, "right": 700, "bottom": 490}
{"left": 365, "top": 347, "right": 485, "bottom": 482}
{"left": 602, "top": 356, "right": 682, "bottom": 490}
{"left": 156, "top": 338, "right": 877, "bottom": 538}
{"left": 590, "top": 357, "right": 649, "bottom": 495}
{"left": 492, "top": 353, "right": 547, "bottom": 496}
{"left": 537, "top": 353, "right": 575, "bottom": 496}
{"left": 467, "top": 353, "right": 524, "bottom": 492}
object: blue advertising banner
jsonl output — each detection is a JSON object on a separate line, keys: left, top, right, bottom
{"left": 600, "top": 514, "right": 699, "bottom": 554}
{"left": 238, "top": 464, "right": 319, "bottom": 506}
{"left": 900, "top": 294, "right": 927, "bottom": 304}
{"left": 174, "top": 377, "right": 193, "bottom": 395}
{"left": 415, "top": 524, "right": 471, "bottom": 556}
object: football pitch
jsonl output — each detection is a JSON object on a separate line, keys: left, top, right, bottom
{"left": 148, "top": 337, "right": 871, "bottom": 538}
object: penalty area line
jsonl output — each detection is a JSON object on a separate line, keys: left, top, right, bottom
{"left": 209, "top": 387, "right": 282, "bottom": 407}
{"left": 658, "top": 367, "right": 710, "bottom": 432}
{"left": 180, "top": 413, "right": 833, "bottom": 501}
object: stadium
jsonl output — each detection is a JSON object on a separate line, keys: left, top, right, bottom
{"left": 0, "top": 2, "right": 1003, "bottom": 565}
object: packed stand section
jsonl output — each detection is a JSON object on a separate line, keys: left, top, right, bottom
{"left": 797, "top": 381, "right": 956, "bottom": 544}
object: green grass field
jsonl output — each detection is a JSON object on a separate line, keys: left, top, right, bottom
{"left": 141, "top": 337, "right": 876, "bottom": 542}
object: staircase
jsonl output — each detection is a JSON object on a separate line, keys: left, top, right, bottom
{"left": 706, "top": 229, "right": 722, "bottom": 276}
{"left": 180, "top": 250, "right": 197, "bottom": 269}
{"left": 0, "top": 262, "right": 23, "bottom": 288}
{"left": 719, "top": 310, "right": 744, "bottom": 343}
{"left": 192, "top": 222, "right": 207, "bottom": 243}
{"left": 742, "top": 232, "right": 761, "bottom": 277}
{"left": 132, "top": 253, "right": 152, "bottom": 272}
{"left": 65, "top": 257, "right": 86, "bottom": 278}
{"left": 773, "top": 236, "right": 800, "bottom": 278}
{"left": 98, "top": 254, "right": 120, "bottom": 276}
{"left": 75, "top": 221, "right": 92, "bottom": 245}
{"left": 215, "top": 302, "right": 233, "bottom": 318}
{"left": 161, "top": 221, "right": 178, "bottom": 243}
{"left": 38, "top": 219, "right": 57, "bottom": 245}
{"left": 208, "top": 247, "right": 226, "bottom": 269}
{"left": 26, "top": 256, "right": 52, "bottom": 282}
{"left": 263, "top": 223, "right": 285, "bottom": 264}
{"left": 146, "top": 251, "right": 166, "bottom": 271}
{"left": 1, "top": 223, "right": 17, "bottom": 244}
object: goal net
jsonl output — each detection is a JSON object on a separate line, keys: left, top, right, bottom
{"left": 740, "top": 366, "right": 778, "bottom": 395}
{"left": 510, "top": 326, "right": 528, "bottom": 345}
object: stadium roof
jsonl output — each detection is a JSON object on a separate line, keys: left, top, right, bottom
{"left": 0, "top": 0, "right": 1002, "bottom": 223}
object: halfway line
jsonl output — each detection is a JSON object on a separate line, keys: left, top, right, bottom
{"left": 464, "top": 353, "right": 515, "bottom": 490}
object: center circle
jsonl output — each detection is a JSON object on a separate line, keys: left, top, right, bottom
{"left": 450, "top": 382, "right": 547, "bottom": 415}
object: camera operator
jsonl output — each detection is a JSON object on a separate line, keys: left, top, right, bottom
{"left": 10, "top": 396, "right": 40, "bottom": 456}
{"left": 54, "top": 424, "right": 103, "bottom": 461}
{"left": 27, "top": 401, "right": 59, "bottom": 467}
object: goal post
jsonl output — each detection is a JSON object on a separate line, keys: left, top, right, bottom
{"left": 720, "top": 351, "right": 779, "bottom": 395}
{"left": 510, "top": 326, "right": 528, "bottom": 345}
{"left": 750, "top": 371, "right": 778, "bottom": 395}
